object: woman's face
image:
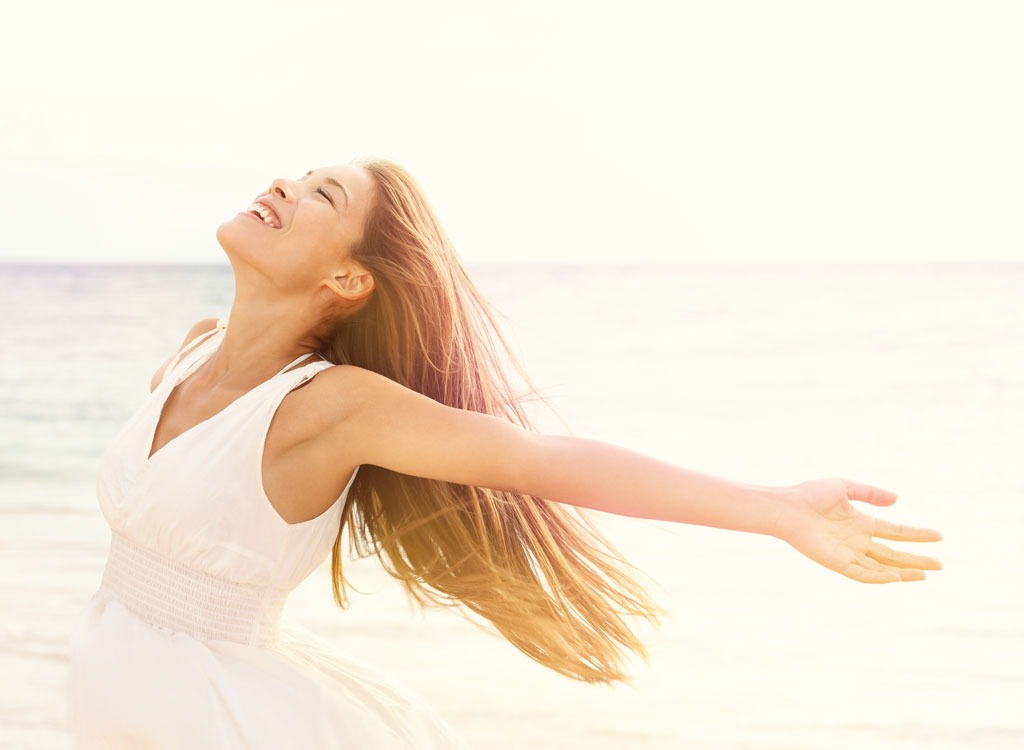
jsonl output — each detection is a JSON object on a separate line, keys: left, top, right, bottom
{"left": 217, "top": 164, "right": 377, "bottom": 293}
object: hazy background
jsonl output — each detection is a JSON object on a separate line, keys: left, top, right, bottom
{"left": 2, "top": 261, "right": 1021, "bottom": 749}
{"left": 1, "top": 0, "right": 1021, "bottom": 266}
{"left": 2, "top": 2, "right": 1022, "bottom": 748}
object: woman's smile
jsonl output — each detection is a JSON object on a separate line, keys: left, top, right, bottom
{"left": 244, "top": 200, "right": 282, "bottom": 229}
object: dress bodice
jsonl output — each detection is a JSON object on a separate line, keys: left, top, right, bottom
{"left": 94, "top": 318, "right": 357, "bottom": 642}
{"left": 71, "top": 319, "right": 467, "bottom": 748}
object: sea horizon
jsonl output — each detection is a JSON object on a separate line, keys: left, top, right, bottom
{"left": 1, "top": 260, "right": 1020, "bottom": 749}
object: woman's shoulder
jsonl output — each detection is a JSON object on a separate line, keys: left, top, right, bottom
{"left": 297, "top": 362, "right": 390, "bottom": 414}
{"left": 266, "top": 362, "right": 382, "bottom": 456}
{"left": 182, "top": 317, "right": 223, "bottom": 342}
{"left": 306, "top": 361, "right": 430, "bottom": 400}
{"left": 288, "top": 362, "right": 430, "bottom": 439}
{"left": 149, "top": 317, "right": 223, "bottom": 392}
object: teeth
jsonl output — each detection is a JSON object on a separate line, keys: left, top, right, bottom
{"left": 246, "top": 202, "right": 279, "bottom": 228}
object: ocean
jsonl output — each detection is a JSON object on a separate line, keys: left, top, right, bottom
{"left": 0, "top": 261, "right": 1021, "bottom": 749}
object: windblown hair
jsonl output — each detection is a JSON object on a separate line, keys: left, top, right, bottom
{"left": 321, "top": 159, "right": 662, "bottom": 684}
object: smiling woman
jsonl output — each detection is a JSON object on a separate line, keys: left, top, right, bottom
{"left": 67, "top": 158, "right": 943, "bottom": 749}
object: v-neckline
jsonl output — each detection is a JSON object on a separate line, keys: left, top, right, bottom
{"left": 144, "top": 333, "right": 319, "bottom": 465}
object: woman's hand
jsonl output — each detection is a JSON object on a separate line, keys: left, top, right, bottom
{"left": 773, "top": 478, "right": 943, "bottom": 583}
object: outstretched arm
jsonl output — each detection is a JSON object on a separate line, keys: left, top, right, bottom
{"left": 320, "top": 366, "right": 943, "bottom": 584}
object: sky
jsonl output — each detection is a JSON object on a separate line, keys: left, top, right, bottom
{"left": 1, "top": 1, "right": 1021, "bottom": 265}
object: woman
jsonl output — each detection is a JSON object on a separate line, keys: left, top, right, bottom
{"left": 68, "top": 159, "right": 943, "bottom": 748}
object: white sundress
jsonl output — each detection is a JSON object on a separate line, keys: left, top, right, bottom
{"left": 68, "top": 318, "right": 467, "bottom": 748}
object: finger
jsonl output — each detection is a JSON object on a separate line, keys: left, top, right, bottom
{"left": 858, "top": 555, "right": 928, "bottom": 582}
{"left": 867, "top": 541, "right": 943, "bottom": 570}
{"left": 843, "top": 479, "right": 898, "bottom": 507}
{"left": 872, "top": 518, "right": 944, "bottom": 543}
{"left": 897, "top": 569, "right": 927, "bottom": 582}
{"left": 844, "top": 559, "right": 927, "bottom": 584}
{"left": 842, "top": 561, "right": 901, "bottom": 584}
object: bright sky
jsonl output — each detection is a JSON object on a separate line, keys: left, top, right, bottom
{"left": 1, "top": 1, "right": 1021, "bottom": 265}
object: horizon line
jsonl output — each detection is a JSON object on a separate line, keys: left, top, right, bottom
{"left": 2, "top": 258, "right": 1022, "bottom": 269}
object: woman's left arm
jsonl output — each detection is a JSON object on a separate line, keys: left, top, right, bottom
{"left": 323, "top": 366, "right": 943, "bottom": 583}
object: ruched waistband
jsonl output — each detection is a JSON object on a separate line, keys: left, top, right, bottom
{"left": 99, "top": 532, "right": 288, "bottom": 646}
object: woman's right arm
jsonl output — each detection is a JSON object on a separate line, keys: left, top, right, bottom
{"left": 149, "top": 318, "right": 220, "bottom": 392}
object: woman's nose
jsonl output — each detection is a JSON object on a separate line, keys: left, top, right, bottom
{"left": 269, "top": 178, "right": 294, "bottom": 201}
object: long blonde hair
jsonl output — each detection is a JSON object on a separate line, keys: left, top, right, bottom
{"left": 322, "top": 159, "right": 662, "bottom": 684}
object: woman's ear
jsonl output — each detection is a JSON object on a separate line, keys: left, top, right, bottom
{"left": 323, "top": 263, "right": 375, "bottom": 304}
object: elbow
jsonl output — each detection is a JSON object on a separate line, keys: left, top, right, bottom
{"left": 504, "top": 432, "right": 566, "bottom": 499}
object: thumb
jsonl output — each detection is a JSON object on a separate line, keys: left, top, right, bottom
{"left": 843, "top": 478, "right": 898, "bottom": 507}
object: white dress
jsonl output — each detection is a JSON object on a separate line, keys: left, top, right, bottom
{"left": 68, "top": 319, "right": 467, "bottom": 748}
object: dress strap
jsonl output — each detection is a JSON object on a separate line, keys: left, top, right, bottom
{"left": 273, "top": 351, "right": 329, "bottom": 377}
{"left": 165, "top": 317, "right": 326, "bottom": 382}
{"left": 161, "top": 318, "right": 227, "bottom": 381}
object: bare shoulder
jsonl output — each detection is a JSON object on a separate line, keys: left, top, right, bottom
{"left": 278, "top": 363, "right": 444, "bottom": 451}
{"left": 181, "top": 317, "right": 222, "bottom": 343}
{"left": 309, "top": 363, "right": 403, "bottom": 393}
{"left": 288, "top": 358, "right": 539, "bottom": 489}
{"left": 149, "top": 317, "right": 221, "bottom": 392}
{"left": 285, "top": 363, "right": 403, "bottom": 426}
{"left": 263, "top": 363, "right": 394, "bottom": 474}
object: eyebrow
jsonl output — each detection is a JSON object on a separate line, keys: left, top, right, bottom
{"left": 303, "top": 169, "right": 350, "bottom": 208}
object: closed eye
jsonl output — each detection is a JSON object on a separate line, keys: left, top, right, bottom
{"left": 317, "top": 186, "right": 335, "bottom": 206}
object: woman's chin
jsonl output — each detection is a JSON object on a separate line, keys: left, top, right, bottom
{"left": 216, "top": 218, "right": 278, "bottom": 281}
{"left": 216, "top": 215, "right": 254, "bottom": 256}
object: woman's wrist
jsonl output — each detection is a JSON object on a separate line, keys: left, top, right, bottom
{"left": 755, "top": 483, "right": 804, "bottom": 540}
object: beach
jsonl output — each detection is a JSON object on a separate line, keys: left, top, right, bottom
{"left": 1, "top": 260, "right": 1020, "bottom": 749}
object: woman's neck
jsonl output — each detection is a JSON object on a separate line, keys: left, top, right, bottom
{"left": 204, "top": 294, "right": 323, "bottom": 389}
